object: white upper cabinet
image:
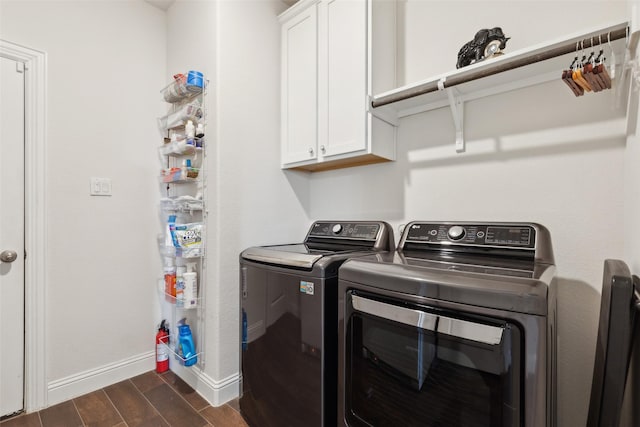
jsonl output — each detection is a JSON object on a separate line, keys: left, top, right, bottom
{"left": 281, "top": 4, "right": 318, "bottom": 165}
{"left": 280, "top": 0, "right": 396, "bottom": 172}
{"left": 319, "top": 0, "right": 366, "bottom": 158}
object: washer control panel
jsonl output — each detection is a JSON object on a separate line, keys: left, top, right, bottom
{"left": 404, "top": 222, "right": 536, "bottom": 249}
{"left": 309, "top": 222, "right": 381, "bottom": 241}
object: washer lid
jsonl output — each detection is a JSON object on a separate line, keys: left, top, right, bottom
{"left": 242, "top": 245, "right": 323, "bottom": 269}
{"left": 241, "top": 243, "right": 360, "bottom": 269}
{"left": 400, "top": 250, "right": 536, "bottom": 278}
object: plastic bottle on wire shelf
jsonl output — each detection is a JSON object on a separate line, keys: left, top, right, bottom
{"left": 195, "top": 123, "right": 205, "bottom": 148}
{"left": 186, "top": 70, "right": 204, "bottom": 93}
{"left": 163, "top": 260, "right": 176, "bottom": 303}
{"left": 185, "top": 120, "right": 195, "bottom": 146}
{"left": 176, "top": 266, "right": 186, "bottom": 308}
{"left": 179, "top": 324, "right": 197, "bottom": 367}
{"left": 195, "top": 123, "right": 204, "bottom": 138}
{"left": 183, "top": 262, "right": 198, "bottom": 308}
{"left": 165, "top": 215, "right": 176, "bottom": 249}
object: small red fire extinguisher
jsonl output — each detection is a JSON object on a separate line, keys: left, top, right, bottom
{"left": 156, "top": 320, "right": 169, "bottom": 373}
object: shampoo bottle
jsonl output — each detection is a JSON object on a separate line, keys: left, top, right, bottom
{"left": 179, "top": 324, "right": 197, "bottom": 366}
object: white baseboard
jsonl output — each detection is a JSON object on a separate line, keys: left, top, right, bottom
{"left": 46, "top": 351, "right": 240, "bottom": 409}
{"left": 47, "top": 351, "right": 155, "bottom": 407}
{"left": 170, "top": 362, "right": 240, "bottom": 406}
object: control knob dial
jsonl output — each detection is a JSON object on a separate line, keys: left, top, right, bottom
{"left": 448, "top": 225, "right": 466, "bottom": 241}
{"left": 332, "top": 224, "right": 343, "bottom": 234}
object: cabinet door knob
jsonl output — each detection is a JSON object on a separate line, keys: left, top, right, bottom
{"left": 308, "top": 147, "right": 314, "bottom": 156}
{"left": 320, "top": 145, "right": 326, "bottom": 154}
{"left": 0, "top": 250, "right": 18, "bottom": 263}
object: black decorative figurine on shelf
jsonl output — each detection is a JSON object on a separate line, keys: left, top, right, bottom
{"left": 456, "top": 27, "right": 510, "bottom": 69}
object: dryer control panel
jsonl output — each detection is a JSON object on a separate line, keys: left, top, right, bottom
{"left": 308, "top": 222, "right": 381, "bottom": 241}
{"left": 403, "top": 222, "right": 536, "bottom": 250}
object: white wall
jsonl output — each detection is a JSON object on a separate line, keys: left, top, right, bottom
{"left": 166, "top": 0, "right": 310, "bottom": 402}
{"left": 623, "top": 3, "right": 640, "bottom": 422}
{"left": 214, "top": 0, "right": 311, "bottom": 384}
{"left": 310, "top": 1, "right": 628, "bottom": 426}
{"left": 625, "top": 28, "right": 640, "bottom": 283}
{"left": 0, "top": 0, "right": 166, "bottom": 405}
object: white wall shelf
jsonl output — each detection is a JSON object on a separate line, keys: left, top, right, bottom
{"left": 160, "top": 74, "right": 203, "bottom": 104}
{"left": 159, "top": 141, "right": 203, "bottom": 158}
{"left": 158, "top": 340, "right": 201, "bottom": 367}
{"left": 370, "top": 21, "right": 629, "bottom": 151}
{"left": 160, "top": 169, "right": 200, "bottom": 183}
{"left": 160, "top": 197, "right": 203, "bottom": 213}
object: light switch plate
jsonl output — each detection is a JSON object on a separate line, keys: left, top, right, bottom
{"left": 90, "top": 177, "right": 112, "bottom": 196}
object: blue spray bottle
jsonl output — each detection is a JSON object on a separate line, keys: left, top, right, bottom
{"left": 179, "top": 324, "right": 197, "bottom": 367}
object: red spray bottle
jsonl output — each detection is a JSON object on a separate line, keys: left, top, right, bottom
{"left": 156, "top": 320, "right": 170, "bottom": 373}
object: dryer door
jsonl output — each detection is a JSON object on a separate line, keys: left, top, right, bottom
{"left": 344, "top": 291, "right": 522, "bottom": 427}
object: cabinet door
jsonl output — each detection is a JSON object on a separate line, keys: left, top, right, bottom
{"left": 281, "top": 4, "right": 318, "bottom": 165}
{"left": 318, "top": 0, "right": 367, "bottom": 158}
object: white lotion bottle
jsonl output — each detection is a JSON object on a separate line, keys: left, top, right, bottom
{"left": 185, "top": 120, "right": 195, "bottom": 138}
{"left": 185, "top": 120, "right": 195, "bottom": 146}
{"left": 183, "top": 262, "right": 198, "bottom": 308}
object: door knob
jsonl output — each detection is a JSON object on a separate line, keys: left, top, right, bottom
{"left": 0, "top": 250, "right": 18, "bottom": 263}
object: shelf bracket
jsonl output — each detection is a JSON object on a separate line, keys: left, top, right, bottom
{"left": 368, "top": 95, "right": 399, "bottom": 127}
{"left": 439, "top": 78, "right": 465, "bottom": 153}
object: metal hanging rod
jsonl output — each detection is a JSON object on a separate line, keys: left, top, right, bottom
{"left": 372, "top": 26, "right": 628, "bottom": 109}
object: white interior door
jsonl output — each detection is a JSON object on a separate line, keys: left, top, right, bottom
{"left": 0, "top": 56, "right": 26, "bottom": 417}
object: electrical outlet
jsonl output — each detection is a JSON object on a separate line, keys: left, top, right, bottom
{"left": 90, "top": 177, "right": 112, "bottom": 196}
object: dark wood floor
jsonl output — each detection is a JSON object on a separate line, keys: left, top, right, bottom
{"left": 0, "top": 370, "right": 248, "bottom": 427}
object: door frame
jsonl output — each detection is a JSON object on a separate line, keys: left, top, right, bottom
{"left": 0, "top": 39, "right": 47, "bottom": 412}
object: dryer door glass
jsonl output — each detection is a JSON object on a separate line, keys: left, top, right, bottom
{"left": 344, "top": 291, "right": 522, "bottom": 427}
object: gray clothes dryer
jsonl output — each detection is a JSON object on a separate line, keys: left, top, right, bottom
{"left": 338, "top": 221, "right": 557, "bottom": 427}
{"left": 239, "top": 221, "right": 394, "bottom": 427}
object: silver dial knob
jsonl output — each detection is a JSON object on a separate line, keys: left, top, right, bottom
{"left": 448, "top": 225, "right": 466, "bottom": 241}
{"left": 332, "top": 224, "right": 343, "bottom": 234}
